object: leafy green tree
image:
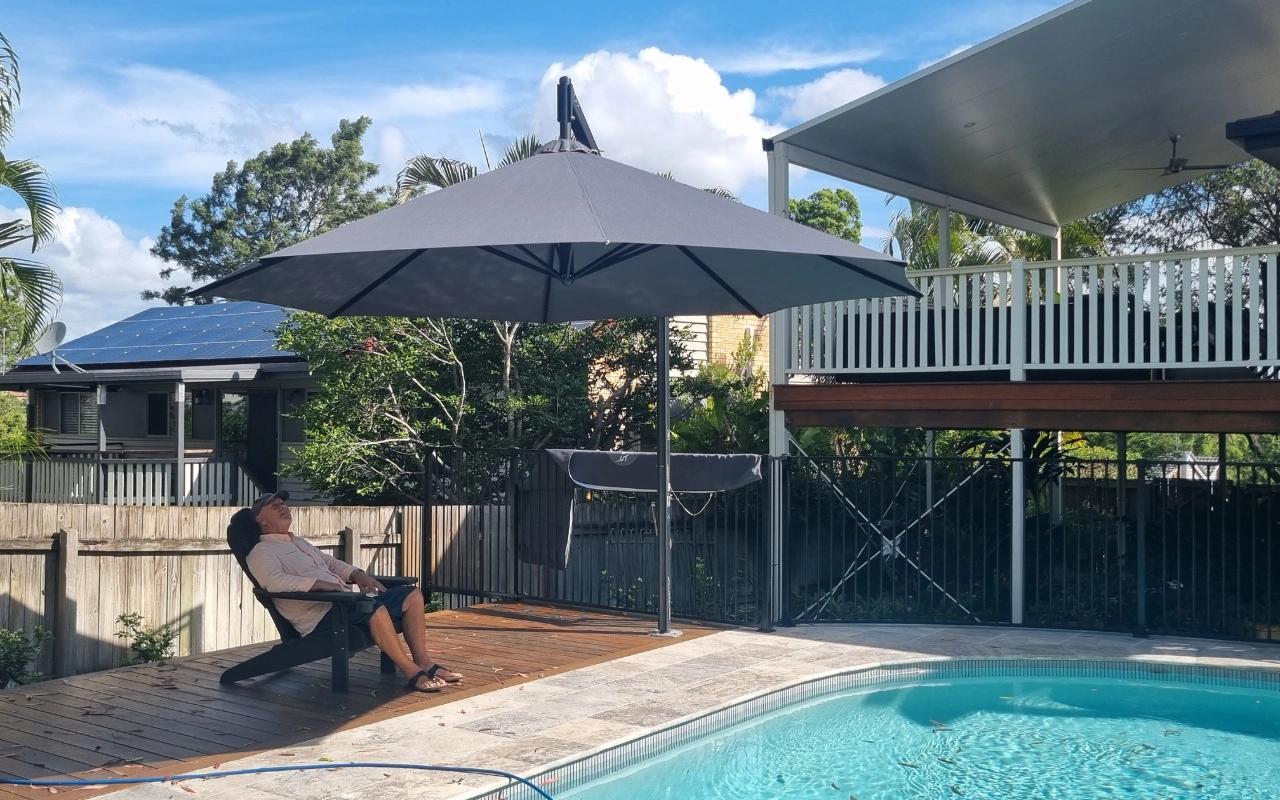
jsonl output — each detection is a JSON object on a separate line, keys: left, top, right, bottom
{"left": 147, "top": 117, "right": 389, "bottom": 304}
{"left": 276, "top": 313, "right": 690, "bottom": 502}
{"left": 672, "top": 333, "right": 768, "bottom": 454}
{"left": 396, "top": 133, "right": 542, "bottom": 202}
{"left": 1113, "top": 159, "right": 1280, "bottom": 252}
{"left": 0, "top": 32, "right": 63, "bottom": 348}
{"left": 789, "top": 188, "right": 862, "bottom": 242}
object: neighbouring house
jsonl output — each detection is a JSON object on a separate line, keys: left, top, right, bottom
{"left": 0, "top": 302, "right": 322, "bottom": 506}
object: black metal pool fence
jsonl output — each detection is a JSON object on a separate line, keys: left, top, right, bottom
{"left": 424, "top": 448, "right": 1280, "bottom": 642}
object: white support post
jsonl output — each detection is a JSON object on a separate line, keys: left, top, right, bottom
{"left": 1010, "top": 259, "right": 1026, "bottom": 381}
{"left": 1048, "top": 229, "right": 1065, "bottom": 525}
{"left": 766, "top": 141, "right": 791, "bottom": 626}
{"left": 175, "top": 382, "right": 186, "bottom": 506}
{"left": 1010, "top": 427, "right": 1025, "bottom": 625}
{"left": 938, "top": 200, "right": 951, "bottom": 270}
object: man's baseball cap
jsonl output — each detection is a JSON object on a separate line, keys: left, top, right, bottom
{"left": 250, "top": 490, "right": 290, "bottom": 516}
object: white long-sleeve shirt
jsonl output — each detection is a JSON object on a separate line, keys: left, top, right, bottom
{"left": 245, "top": 532, "right": 359, "bottom": 636}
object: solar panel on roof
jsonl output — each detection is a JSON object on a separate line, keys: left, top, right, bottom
{"left": 18, "top": 302, "right": 296, "bottom": 368}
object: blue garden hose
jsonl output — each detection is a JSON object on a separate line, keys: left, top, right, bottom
{"left": 0, "top": 762, "right": 555, "bottom": 800}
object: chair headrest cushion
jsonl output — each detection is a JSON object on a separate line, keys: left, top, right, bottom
{"left": 227, "top": 507, "right": 262, "bottom": 563}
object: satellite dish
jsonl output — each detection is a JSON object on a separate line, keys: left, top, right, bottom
{"left": 33, "top": 321, "right": 84, "bottom": 374}
{"left": 34, "top": 322, "right": 66, "bottom": 356}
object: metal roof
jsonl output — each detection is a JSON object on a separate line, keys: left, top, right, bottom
{"left": 17, "top": 302, "right": 295, "bottom": 370}
{"left": 771, "top": 0, "right": 1280, "bottom": 233}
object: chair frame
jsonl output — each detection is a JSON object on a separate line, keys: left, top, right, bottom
{"left": 220, "top": 521, "right": 419, "bottom": 693}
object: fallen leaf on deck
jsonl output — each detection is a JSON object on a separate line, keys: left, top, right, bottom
{"left": 181, "top": 787, "right": 195, "bottom": 794}
{"left": 438, "top": 723, "right": 445, "bottom": 727}
{"left": 318, "top": 757, "right": 333, "bottom": 763}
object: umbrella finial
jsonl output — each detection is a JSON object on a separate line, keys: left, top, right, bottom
{"left": 557, "top": 76, "right": 572, "bottom": 141}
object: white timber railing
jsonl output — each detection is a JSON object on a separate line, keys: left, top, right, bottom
{"left": 0, "top": 456, "right": 265, "bottom": 506}
{"left": 784, "top": 245, "right": 1280, "bottom": 377}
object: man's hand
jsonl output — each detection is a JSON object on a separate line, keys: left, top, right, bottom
{"left": 350, "top": 569, "right": 386, "bottom": 594}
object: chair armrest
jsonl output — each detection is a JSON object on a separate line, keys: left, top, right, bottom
{"left": 375, "top": 576, "right": 418, "bottom": 587}
{"left": 260, "top": 590, "right": 374, "bottom": 603}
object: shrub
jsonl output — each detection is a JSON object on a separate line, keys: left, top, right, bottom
{"left": 0, "top": 626, "right": 52, "bottom": 686}
{"left": 115, "top": 613, "right": 176, "bottom": 665}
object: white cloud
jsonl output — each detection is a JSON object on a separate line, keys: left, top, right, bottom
{"left": 539, "top": 48, "right": 781, "bottom": 192}
{"left": 1, "top": 205, "right": 163, "bottom": 340}
{"left": 10, "top": 63, "right": 507, "bottom": 190}
{"left": 771, "top": 68, "right": 886, "bottom": 123}
{"left": 714, "top": 44, "right": 883, "bottom": 76}
{"left": 917, "top": 44, "right": 973, "bottom": 71}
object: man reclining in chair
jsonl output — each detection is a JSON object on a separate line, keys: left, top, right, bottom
{"left": 246, "top": 491, "right": 463, "bottom": 692}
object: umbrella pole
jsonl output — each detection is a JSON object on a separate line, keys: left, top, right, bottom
{"left": 655, "top": 316, "right": 680, "bottom": 636}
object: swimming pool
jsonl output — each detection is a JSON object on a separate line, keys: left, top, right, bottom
{"left": 478, "top": 660, "right": 1280, "bottom": 800}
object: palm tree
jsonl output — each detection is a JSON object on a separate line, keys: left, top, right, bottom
{"left": 0, "top": 32, "right": 62, "bottom": 349}
{"left": 882, "top": 198, "right": 1107, "bottom": 270}
{"left": 395, "top": 133, "right": 544, "bottom": 203}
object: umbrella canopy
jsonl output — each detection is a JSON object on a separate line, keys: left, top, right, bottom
{"left": 193, "top": 140, "right": 915, "bottom": 318}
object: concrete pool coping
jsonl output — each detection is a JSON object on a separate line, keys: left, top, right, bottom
{"left": 106, "top": 624, "right": 1280, "bottom": 800}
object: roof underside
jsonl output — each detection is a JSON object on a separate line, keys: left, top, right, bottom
{"left": 17, "top": 302, "right": 295, "bottom": 371}
{"left": 774, "top": 0, "right": 1280, "bottom": 233}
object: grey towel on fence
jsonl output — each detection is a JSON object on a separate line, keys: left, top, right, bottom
{"left": 515, "top": 450, "right": 763, "bottom": 569}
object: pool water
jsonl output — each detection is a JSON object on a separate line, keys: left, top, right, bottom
{"left": 563, "top": 675, "right": 1280, "bottom": 799}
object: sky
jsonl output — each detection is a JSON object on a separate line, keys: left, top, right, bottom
{"left": 3, "top": 0, "right": 1057, "bottom": 338}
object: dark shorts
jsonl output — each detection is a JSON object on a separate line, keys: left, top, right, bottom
{"left": 314, "top": 584, "right": 418, "bottom": 632}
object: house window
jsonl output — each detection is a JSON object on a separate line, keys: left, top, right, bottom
{"left": 281, "top": 389, "right": 312, "bottom": 443}
{"left": 59, "top": 393, "right": 99, "bottom": 436}
{"left": 146, "top": 393, "right": 170, "bottom": 436}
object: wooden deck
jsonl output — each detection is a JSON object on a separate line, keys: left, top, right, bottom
{"left": 0, "top": 603, "right": 713, "bottom": 799}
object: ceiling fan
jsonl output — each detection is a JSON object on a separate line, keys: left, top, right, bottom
{"left": 1124, "top": 135, "right": 1234, "bottom": 176}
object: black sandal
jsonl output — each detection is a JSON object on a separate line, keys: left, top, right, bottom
{"left": 426, "top": 663, "right": 463, "bottom": 684}
{"left": 406, "top": 669, "right": 444, "bottom": 693}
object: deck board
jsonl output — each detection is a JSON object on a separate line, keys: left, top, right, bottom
{"left": 0, "top": 603, "right": 713, "bottom": 800}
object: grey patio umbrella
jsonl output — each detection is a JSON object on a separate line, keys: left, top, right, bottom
{"left": 193, "top": 78, "right": 916, "bottom": 633}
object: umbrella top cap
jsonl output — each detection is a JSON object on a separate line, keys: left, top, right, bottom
{"left": 538, "top": 138, "right": 598, "bottom": 155}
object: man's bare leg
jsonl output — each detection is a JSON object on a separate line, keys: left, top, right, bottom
{"left": 366, "top": 606, "right": 444, "bottom": 689}
{"left": 400, "top": 589, "right": 463, "bottom": 682}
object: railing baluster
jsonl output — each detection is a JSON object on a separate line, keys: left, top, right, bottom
{"left": 1030, "top": 266, "right": 1042, "bottom": 367}
{"left": 1249, "top": 253, "right": 1260, "bottom": 364}
{"left": 1181, "top": 259, "right": 1192, "bottom": 364}
{"left": 1269, "top": 251, "right": 1278, "bottom": 364}
{"left": 867, "top": 296, "right": 879, "bottom": 370}
{"left": 1215, "top": 255, "right": 1226, "bottom": 364}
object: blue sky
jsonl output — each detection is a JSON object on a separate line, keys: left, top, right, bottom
{"left": 4, "top": 0, "right": 1056, "bottom": 336}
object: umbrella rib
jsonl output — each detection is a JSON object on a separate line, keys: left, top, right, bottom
{"left": 676, "top": 246, "right": 762, "bottom": 317}
{"left": 481, "top": 246, "right": 557, "bottom": 279}
{"left": 820, "top": 255, "right": 923, "bottom": 297}
{"left": 574, "top": 244, "right": 661, "bottom": 280}
{"left": 327, "top": 248, "right": 426, "bottom": 318}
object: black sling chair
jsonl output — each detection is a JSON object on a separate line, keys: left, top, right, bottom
{"left": 220, "top": 507, "right": 418, "bottom": 693}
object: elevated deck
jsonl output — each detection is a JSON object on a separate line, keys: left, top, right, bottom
{"left": 0, "top": 603, "right": 712, "bottom": 800}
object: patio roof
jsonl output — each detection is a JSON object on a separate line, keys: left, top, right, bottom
{"left": 770, "top": 0, "right": 1280, "bottom": 234}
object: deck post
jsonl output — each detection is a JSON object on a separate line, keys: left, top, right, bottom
{"left": 175, "top": 382, "right": 186, "bottom": 506}
{"left": 766, "top": 140, "right": 791, "bottom": 627}
{"left": 1010, "top": 428, "right": 1025, "bottom": 625}
{"left": 1048, "top": 232, "right": 1065, "bottom": 525}
{"left": 96, "top": 384, "right": 107, "bottom": 504}
{"left": 53, "top": 527, "right": 78, "bottom": 677}
{"left": 341, "top": 526, "right": 359, "bottom": 570}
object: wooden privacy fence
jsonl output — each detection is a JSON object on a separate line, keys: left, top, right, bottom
{"left": 0, "top": 503, "right": 422, "bottom": 677}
